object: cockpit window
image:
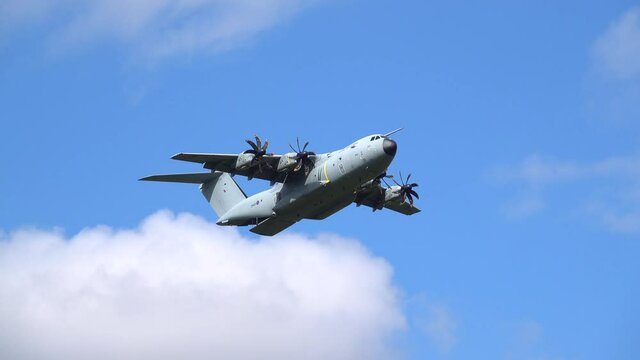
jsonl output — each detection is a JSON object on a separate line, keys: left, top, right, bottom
{"left": 375, "top": 136, "right": 380, "bottom": 140}
{"left": 370, "top": 137, "right": 375, "bottom": 141}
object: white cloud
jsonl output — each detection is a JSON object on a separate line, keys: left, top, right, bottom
{"left": 594, "top": 208, "right": 640, "bottom": 234}
{"left": 512, "top": 155, "right": 580, "bottom": 184}
{"left": 505, "top": 320, "right": 568, "bottom": 360}
{"left": 494, "top": 153, "right": 640, "bottom": 185}
{"left": 493, "top": 153, "right": 640, "bottom": 234}
{"left": 504, "top": 194, "right": 545, "bottom": 219}
{"left": 588, "top": 6, "right": 640, "bottom": 123}
{"left": 0, "top": 0, "right": 323, "bottom": 60}
{"left": 514, "top": 320, "right": 542, "bottom": 348}
{"left": 420, "top": 303, "right": 457, "bottom": 355}
{"left": 593, "top": 6, "right": 640, "bottom": 80}
{"left": 0, "top": 210, "right": 405, "bottom": 360}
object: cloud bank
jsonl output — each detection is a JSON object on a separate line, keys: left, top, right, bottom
{"left": 0, "top": 0, "right": 323, "bottom": 60}
{"left": 0, "top": 211, "right": 405, "bottom": 360}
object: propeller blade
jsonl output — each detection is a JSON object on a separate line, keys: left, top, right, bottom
{"left": 409, "top": 189, "right": 420, "bottom": 199}
{"left": 392, "top": 178, "right": 401, "bottom": 186}
{"left": 406, "top": 173, "right": 412, "bottom": 184}
{"left": 375, "top": 172, "right": 387, "bottom": 180}
{"left": 407, "top": 192, "right": 414, "bottom": 205}
{"left": 303, "top": 141, "right": 309, "bottom": 152}
{"left": 263, "top": 139, "right": 269, "bottom": 151}
{"left": 296, "top": 137, "right": 301, "bottom": 152}
{"left": 246, "top": 140, "right": 259, "bottom": 152}
{"left": 254, "top": 135, "right": 262, "bottom": 150}
{"left": 289, "top": 143, "right": 297, "bottom": 153}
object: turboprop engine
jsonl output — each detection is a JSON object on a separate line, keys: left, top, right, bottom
{"left": 235, "top": 152, "right": 255, "bottom": 170}
{"left": 236, "top": 134, "right": 269, "bottom": 172}
{"left": 277, "top": 153, "right": 298, "bottom": 172}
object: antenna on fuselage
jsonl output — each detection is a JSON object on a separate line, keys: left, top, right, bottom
{"left": 383, "top": 128, "right": 403, "bottom": 137}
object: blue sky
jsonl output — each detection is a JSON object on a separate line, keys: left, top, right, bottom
{"left": 1, "top": 0, "right": 640, "bottom": 359}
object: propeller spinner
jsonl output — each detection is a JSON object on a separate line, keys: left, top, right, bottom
{"left": 244, "top": 134, "right": 272, "bottom": 174}
{"left": 288, "top": 137, "right": 316, "bottom": 175}
{"left": 392, "top": 171, "right": 420, "bottom": 206}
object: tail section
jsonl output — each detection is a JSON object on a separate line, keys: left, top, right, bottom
{"left": 200, "top": 172, "right": 246, "bottom": 217}
{"left": 140, "top": 171, "right": 247, "bottom": 218}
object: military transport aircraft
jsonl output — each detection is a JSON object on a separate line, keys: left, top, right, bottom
{"left": 140, "top": 129, "right": 420, "bottom": 236}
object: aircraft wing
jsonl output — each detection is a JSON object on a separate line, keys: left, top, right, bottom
{"left": 354, "top": 185, "right": 421, "bottom": 215}
{"left": 172, "top": 153, "right": 240, "bottom": 164}
{"left": 172, "top": 153, "right": 287, "bottom": 183}
{"left": 382, "top": 200, "right": 421, "bottom": 215}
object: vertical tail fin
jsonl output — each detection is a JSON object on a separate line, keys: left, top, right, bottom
{"left": 200, "top": 172, "right": 247, "bottom": 217}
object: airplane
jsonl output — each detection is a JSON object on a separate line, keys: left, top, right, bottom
{"left": 140, "top": 129, "right": 420, "bottom": 236}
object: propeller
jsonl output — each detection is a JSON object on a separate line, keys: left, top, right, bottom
{"left": 288, "top": 137, "right": 316, "bottom": 175}
{"left": 245, "top": 134, "right": 272, "bottom": 174}
{"left": 374, "top": 172, "right": 394, "bottom": 187}
{"left": 245, "top": 134, "right": 269, "bottom": 158}
{"left": 392, "top": 171, "right": 420, "bottom": 206}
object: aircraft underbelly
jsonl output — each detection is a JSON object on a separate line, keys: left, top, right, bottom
{"left": 287, "top": 176, "right": 361, "bottom": 220}
{"left": 306, "top": 197, "right": 352, "bottom": 220}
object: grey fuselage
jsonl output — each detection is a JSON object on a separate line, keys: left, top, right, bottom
{"left": 216, "top": 135, "right": 396, "bottom": 226}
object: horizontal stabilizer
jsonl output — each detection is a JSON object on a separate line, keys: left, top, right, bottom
{"left": 139, "top": 172, "right": 219, "bottom": 184}
{"left": 250, "top": 216, "right": 296, "bottom": 236}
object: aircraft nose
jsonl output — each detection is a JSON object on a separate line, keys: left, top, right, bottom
{"left": 383, "top": 138, "right": 397, "bottom": 156}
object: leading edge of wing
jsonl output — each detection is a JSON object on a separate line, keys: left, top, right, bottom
{"left": 171, "top": 153, "right": 239, "bottom": 164}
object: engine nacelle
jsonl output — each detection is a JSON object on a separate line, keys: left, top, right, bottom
{"left": 384, "top": 187, "right": 402, "bottom": 202}
{"left": 277, "top": 153, "right": 298, "bottom": 172}
{"left": 235, "top": 152, "right": 255, "bottom": 170}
